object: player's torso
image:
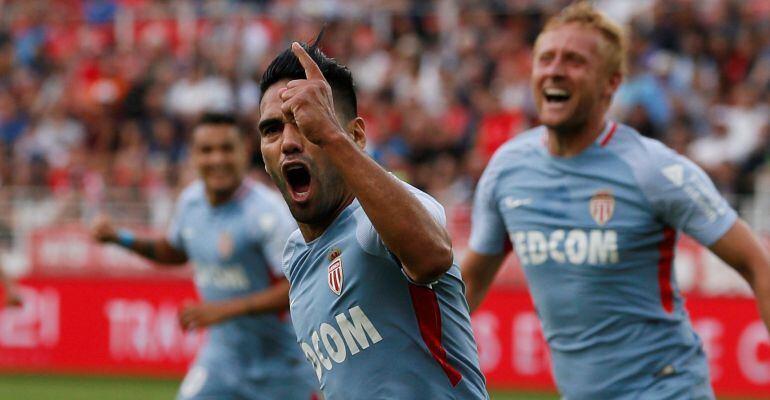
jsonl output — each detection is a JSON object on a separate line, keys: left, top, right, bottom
{"left": 176, "top": 185, "right": 301, "bottom": 370}
{"left": 285, "top": 203, "right": 488, "bottom": 399}
{"left": 491, "top": 128, "right": 707, "bottom": 397}
{"left": 179, "top": 196, "right": 273, "bottom": 300}
{"left": 498, "top": 137, "right": 677, "bottom": 331}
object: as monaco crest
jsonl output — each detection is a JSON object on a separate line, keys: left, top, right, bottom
{"left": 327, "top": 248, "right": 343, "bottom": 296}
{"left": 589, "top": 190, "right": 615, "bottom": 226}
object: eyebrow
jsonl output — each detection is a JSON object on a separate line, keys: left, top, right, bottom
{"left": 257, "top": 117, "right": 283, "bottom": 133}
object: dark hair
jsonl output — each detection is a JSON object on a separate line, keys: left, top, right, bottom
{"left": 195, "top": 112, "right": 238, "bottom": 128}
{"left": 259, "top": 33, "right": 357, "bottom": 122}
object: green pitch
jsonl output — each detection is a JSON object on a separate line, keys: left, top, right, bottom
{"left": 0, "top": 374, "right": 557, "bottom": 400}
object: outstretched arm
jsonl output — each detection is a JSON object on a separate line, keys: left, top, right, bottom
{"left": 462, "top": 250, "right": 506, "bottom": 312}
{"left": 280, "top": 43, "right": 453, "bottom": 283}
{"left": 178, "top": 279, "right": 290, "bottom": 330}
{"left": 709, "top": 219, "right": 770, "bottom": 333}
{"left": 91, "top": 214, "right": 188, "bottom": 265}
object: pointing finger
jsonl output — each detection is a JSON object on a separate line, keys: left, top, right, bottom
{"left": 292, "top": 42, "right": 324, "bottom": 81}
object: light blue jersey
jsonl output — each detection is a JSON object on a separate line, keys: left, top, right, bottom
{"left": 283, "top": 184, "right": 489, "bottom": 400}
{"left": 470, "top": 122, "right": 737, "bottom": 400}
{"left": 167, "top": 179, "right": 317, "bottom": 400}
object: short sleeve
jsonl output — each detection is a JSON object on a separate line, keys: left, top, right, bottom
{"left": 468, "top": 159, "right": 508, "bottom": 255}
{"left": 165, "top": 198, "right": 187, "bottom": 252}
{"left": 647, "top": 151, "right": 737, "bottom": 246}
{"left": 355, "top": 183, "right": 447, "bottom": 258}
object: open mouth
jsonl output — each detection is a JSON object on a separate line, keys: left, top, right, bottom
{"left": 543, "top": 88, "right": 571, "bottom": 103}
{"left": 282, "top": 163, "right": 312, "bottom": 203}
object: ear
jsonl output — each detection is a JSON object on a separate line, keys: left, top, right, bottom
{"left": 346, "top": 117, "right": 367, "bottom": 150}
{"left": 605, "top": 71, "right": 623, "bottom": 99}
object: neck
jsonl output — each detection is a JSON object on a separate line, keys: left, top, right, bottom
{"left": 206, "top": 181, "right": 243, "bottom": 206}
{"left": 546, "top": 110, "right": 608, "bottom": 157}
{"left": 298, "top": 193, "right": 356, "bottom": 242}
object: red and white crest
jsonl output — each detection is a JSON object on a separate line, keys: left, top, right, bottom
{"left": 328, "top": 257, "right": 344, "bottom": 296}
{"left": 589, "top": 190, "right": 615, "bottom": 226}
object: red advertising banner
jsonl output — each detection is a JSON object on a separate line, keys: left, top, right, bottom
{"left": 0, "top": 277, "right": 202, "bottom": 376}
{"left": 0, "top": 277, "right": 768, "bottom": 398}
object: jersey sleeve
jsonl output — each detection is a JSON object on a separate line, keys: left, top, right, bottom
{"left": 644, "top": 144, "right": 738, "bottom": 246}
{"left": 355, "top": 182, "right": 447, "bottom": 259}
{"left": 165, "top": 195, "right": 188, "bottom": 252}
{"left": 468, "top": 157, "right": 507, "bottom": 255}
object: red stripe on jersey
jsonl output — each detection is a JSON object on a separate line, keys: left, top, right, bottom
{"left": 503, "top": 233, "right": 513, "bottom": 253}
{"left": 599, "top": 122, "right": 618, "bottom": 147}
{"left": 657, "top": 227, "right": 676, "bottom": 313}
{"left": 408, "top": 284, "right": 463, "bottom": 386}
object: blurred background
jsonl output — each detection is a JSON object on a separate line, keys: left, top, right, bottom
{"left": 0, "top": 0, "right": 767, "bottom": 399}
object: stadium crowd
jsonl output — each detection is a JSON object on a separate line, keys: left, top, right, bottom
{"left": 0, "top": 0, "right": 767, "bottom": 222}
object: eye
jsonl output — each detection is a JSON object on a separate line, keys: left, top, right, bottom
{"left": 260, "top": 123, "right": 283, "bottom": 137}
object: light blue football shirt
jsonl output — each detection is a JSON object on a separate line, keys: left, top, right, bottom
{"left": 283, "top": 183, "right": 489, "bottom": 400}
{"left": 167, "top": 179, "right": 313, "bottom": 390}
{"left": 470, "top": 122, "right": 737, "bottom": 399}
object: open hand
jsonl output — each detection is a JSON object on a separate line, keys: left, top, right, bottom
{"left": 178, "top": 301, "right": 229, "bottom": 331}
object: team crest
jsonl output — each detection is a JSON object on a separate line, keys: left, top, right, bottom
{"left": 327, "top": 248, "right": 343, "bottom": 296}
{"left": 218, "top": 231, "right": 233, "bottom": 259}
{"left": 589, "top": 190, "right": 615, "bottom": 226}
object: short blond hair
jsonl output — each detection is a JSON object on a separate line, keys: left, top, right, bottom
{"left": 537, "top": 1, "right": 628, "bottom": 77}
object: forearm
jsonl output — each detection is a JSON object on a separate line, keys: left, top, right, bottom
{"left": 462, "top": 251, "right": 505, "bottom": 312}
{"left": 745, "top": 263, "right": 770, "bottom": 333}
{"left": 322, "top": 134, "right": 453, "bottom": 281}
{"left": 222, "top": 281, "right": 291, "bottom": 318}
{"left": 113, "top": 230, "right": 188, "bottom": 265}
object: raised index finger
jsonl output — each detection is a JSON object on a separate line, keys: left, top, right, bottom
{"left": 292, "top": 42, "right": 324, "bottom": 81}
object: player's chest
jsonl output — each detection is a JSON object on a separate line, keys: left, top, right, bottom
{"left": 179, "top": 207, "right": 255, "bottom": 262}
{"left": 288, "top": 239, "right": 406, "bottom": 330}
{"left": 496, "top": 165, "right": 654, "bottom": 231}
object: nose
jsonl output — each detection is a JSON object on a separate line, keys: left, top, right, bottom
{"left": 281, "top": 123, "right": 304, "bottom": 155}
{"left": 540, "top": 54, "right": 566, "bottom": 79}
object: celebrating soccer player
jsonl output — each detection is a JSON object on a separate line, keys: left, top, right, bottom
{"left": 258, "top": 38, "right": 489, "bottom": 399}
{"left": 90, "top": 113, "right": 317, "bottom": 399}
{"left": 461, "top": 2, "right": 770, "bottom": 399}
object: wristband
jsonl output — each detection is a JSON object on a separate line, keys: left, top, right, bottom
{"left": 116, "top": 229, "right": 136, "bottom": 247}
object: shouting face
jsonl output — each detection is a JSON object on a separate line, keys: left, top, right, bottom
{"left": 258, "top": 80, "right": 350, "bottom": 225}
{"left": 531, "top": 23, "right": 620, "bottom": 133}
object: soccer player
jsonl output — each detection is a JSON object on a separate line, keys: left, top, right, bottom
{"left": 461, "top": 3, "right": 770, "bottom": 399}
{"left": 258, "top": 40, "right": 489, "bottom": 399}
{"left": 91, "top": 113, "right": 317, "bottom": 400}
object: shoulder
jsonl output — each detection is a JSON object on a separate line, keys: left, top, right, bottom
{"left": 489, "top": 126, "right": 545, "bottom": 166}
{"left": 241, "top": 180, "right": 296, "bottom": 234}
{"left": 242, "top": 180, "right": 289, "bottom": 213}
{"left": 482, "top": 126, "right": 545, "bottom": 184}
{"left": 281, "top": 229, "right": 305, "bottom": 276}
{"left": 176, "top": 180, "right": 206, "bottom": 209}
{"left": 603, "top": 123, "right": 688, "bottom": 191}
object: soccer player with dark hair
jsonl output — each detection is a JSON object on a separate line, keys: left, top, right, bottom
{"left": 462, "top": 3, "right": 770, "bottom": 399}
{"left": 91, "top": 112, "right": 317, "bottom": 399}
{"left": 258, "top": 39, "right": 489, "bottom": 398}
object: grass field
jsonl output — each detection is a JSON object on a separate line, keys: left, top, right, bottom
{"left": 0, "top": 374, "right": 558, "bottom": 399}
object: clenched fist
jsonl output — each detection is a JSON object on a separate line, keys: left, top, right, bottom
{"left": 91, "top": 214, "right": 117, "bottom": 243}
{"left": 277, "top": 42, "right": 346, "bottom": 146}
